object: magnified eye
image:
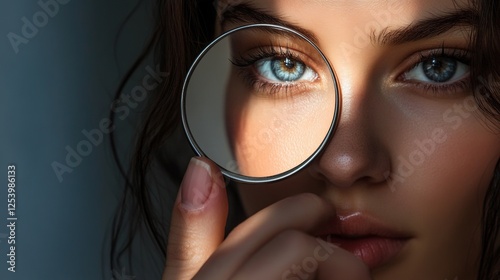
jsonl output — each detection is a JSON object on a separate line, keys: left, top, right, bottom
{"left": 231, "top": 46, "right": 322, "bottom": 97}
{"left": 255, "top": 56, "right": 317, "bottom": 82}
{"left": 404, "top": 55, "right": 469, "bottom": 84}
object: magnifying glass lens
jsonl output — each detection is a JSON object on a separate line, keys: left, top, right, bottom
{"left": 182, "top": 25, "right": 339, "bottom": 183}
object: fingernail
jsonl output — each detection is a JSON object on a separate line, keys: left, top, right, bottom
{"left": 180, "top": 157, "right": 214, "bottom": 211}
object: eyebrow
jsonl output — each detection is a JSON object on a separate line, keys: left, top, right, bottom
{"left": 220, "top": 3, "right": 320, "bottom": 44}
{"left": 220, "top": 3, "right": 477, "bottom": 46}
{"left": 375, "top": 9, "right": 477, "bottom": 45}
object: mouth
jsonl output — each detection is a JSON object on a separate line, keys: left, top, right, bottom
{"left": 316, "top": 212, "right": 410, "bottom": 269}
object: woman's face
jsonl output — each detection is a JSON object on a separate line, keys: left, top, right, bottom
{"left": 219, "top": 0, "right": 500, "bottom": 279}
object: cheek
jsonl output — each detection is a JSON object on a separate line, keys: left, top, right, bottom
{"left": 228, "top": 91, "right": 334, "bottom": 177}
{"left": 386, "top": 95, "right": 500, "bottom": 198}
{"left": 381, "top": 99, "right": 500, "bottom": 277}
{"left": 393, "top": 139, "right": 496, "bottom": 278}
{"left": 412, "top": 119, "right": 498, "bottom": 225}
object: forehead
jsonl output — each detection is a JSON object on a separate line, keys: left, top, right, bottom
{"left": 217, "top": 0, "right": 474, "bottom": 55}
{"left": 218, "top": 0, "right": 472, "bottom": 26}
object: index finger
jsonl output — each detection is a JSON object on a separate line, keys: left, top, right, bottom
{"left": 194, "top": 193, "right": 336, "bottom": 279}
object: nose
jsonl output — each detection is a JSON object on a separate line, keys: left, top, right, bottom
{"left": 309, "top": 82, "right": 391, "bottom": 189}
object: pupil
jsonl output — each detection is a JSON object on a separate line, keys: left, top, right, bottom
{"left": 270, "top": 57, "right": 305, "bottom": 82}
{"left": 283, "top": 58, "right": 295, "bottom": 70}
{"left": 423, "top": 57, "right": 457, "bottom": 83}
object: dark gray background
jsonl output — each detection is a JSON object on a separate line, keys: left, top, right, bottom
{"left": 0, "top": 0, "right": 155, "bottom": 279}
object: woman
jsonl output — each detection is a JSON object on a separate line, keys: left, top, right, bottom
{"left": 110, "top": 0, "right": 500, "bottom": 279}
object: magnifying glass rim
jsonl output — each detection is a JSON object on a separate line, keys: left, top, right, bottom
{"left": 181, "top": 23, "right": 340, "bottom": 184}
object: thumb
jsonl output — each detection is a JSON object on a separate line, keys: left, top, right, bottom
{"left": 163, "top": 157, "right": 228, "bottom": 280}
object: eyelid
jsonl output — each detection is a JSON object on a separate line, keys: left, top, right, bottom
{"left": 233, "top": 45, "right": 330, "bottom": 84}
{"left": 394, "top": 47, "right": 471, "bottom": 83}
{"left": 236, "top": 45, "right": 322, "bottom": 68}
{"left": 230, "top": 32, "right": 327, "bottom": 66}
{"left": 403, "top": 59, "right": 469, "bottom": 85}
{"left": 390, "top": 47, "right": 472, "bottom": 98}
{"left": 231, "top": 44, "right": 326, "bottom": 98}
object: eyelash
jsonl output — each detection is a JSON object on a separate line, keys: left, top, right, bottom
{"left": 398, "top": 47, "right": 472, "bottom": 97}
{"left": 231, "top": 45, "right": 472, "bottom": 98}
{"left": 231, "top": 46, "right": 314, "bottom": 97}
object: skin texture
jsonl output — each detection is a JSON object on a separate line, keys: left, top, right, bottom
{"left": 165, "top": 0, "right": 500, "bottom": 279}
{"left": 225, "top": 27, "right": 336, "bottom": 177}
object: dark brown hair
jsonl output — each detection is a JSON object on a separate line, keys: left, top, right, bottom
{"left": 109, "top": 0, "right": 499, "bottom": 279}
{"left": 472, "top": 0, "right": 500, "bottom": 278}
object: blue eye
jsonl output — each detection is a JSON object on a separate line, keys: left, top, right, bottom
{"left": 255, "top": 57, "right": 317, "bottom": 82}
{"left": 230, "top": 46, "right": 322, "bottom": 97}
{"left": 404, "top": 56, "right": 469, "bottom": 84}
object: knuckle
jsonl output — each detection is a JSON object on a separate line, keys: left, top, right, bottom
{"left": 225, "top": 221, "right": 248, "bottom": 240}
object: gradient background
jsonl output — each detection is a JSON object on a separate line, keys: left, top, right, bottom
{"left": 0, "top": 0, "right": 155, "bottom": 279}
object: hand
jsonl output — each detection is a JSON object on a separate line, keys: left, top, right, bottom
{"left": 163, "top": 157, "right": 371, "bottom": 280}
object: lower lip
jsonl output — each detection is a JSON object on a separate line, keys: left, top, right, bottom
{"left": 325, "top": 236, "right": 407, "bottom": 269}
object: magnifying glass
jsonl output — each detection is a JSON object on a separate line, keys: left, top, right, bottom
{"left": 181, "top": 24, "right": 340, "bottom": 183}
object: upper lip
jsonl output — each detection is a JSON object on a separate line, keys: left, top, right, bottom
{"left": 315, "top": 212, "right": 410, "bottom": 239}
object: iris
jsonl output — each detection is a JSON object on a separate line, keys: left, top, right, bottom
{"left": 423, "top": 57, "right": 457, "bottom": 83}
{"left": 256, "top": 57, "right": 309, "bottom": 82}
{"left": 270, "top": 57, "right": 306, "bottom": 82}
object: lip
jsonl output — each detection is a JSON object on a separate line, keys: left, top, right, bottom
{"left": 316, "top": 212, "right": 410, "bottom": 269}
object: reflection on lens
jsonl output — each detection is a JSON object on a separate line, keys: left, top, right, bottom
{"left": 182, "top": 24, "right": 339, "bottom": 183}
